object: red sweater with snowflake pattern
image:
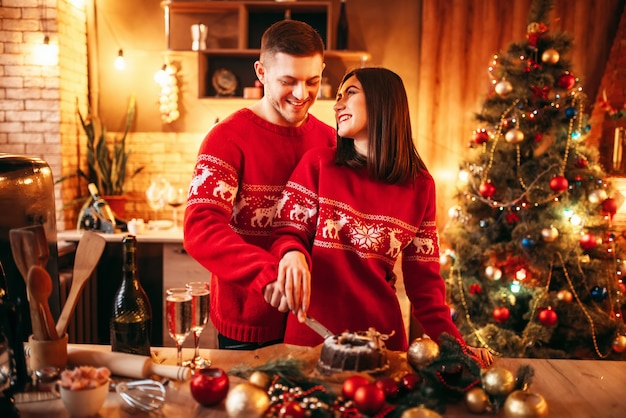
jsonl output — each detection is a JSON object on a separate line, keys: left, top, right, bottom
{"left": 184, "top": 109, "right": 336, "bottom": 344}
{"left": 270, "top": 147, "right": 464, "bottom": 351}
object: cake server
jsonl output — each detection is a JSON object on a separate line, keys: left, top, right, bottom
{"left": 304, "top": 316, "right": 334, "bottom": 339}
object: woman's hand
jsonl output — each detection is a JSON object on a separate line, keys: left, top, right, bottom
{"left": 277, "top": 250, "right": 311, "bottom": 316}
{"left": 467, "top": 346, "right": 494, "bottom": 367}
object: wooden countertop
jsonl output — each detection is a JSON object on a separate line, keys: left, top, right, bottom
{"left": 14, "top": 344, "right": 626, "bottom": 417}
{"left": 58, "top": 228, "right": 183, "bottom": 244}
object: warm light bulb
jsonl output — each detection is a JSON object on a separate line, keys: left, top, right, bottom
{"left": 114, "top": 49, "right": 126, "bottom": 70}
{"left": 458, "top": 169, "right": 469, "bottom": 184}
{"left": 570, "top": 214, "right": 582, "bottom": 226}
{"left": 34, "top": 35, "right": 58, "bottom": 66}
{"left": 510, "top": 281, "right": 521, "bottom": 293}
{"left": 154, "top": 64, "right": 167, "bottom": 84}
{"left": 515, "top": 268, "right": 527, "bottom": 281}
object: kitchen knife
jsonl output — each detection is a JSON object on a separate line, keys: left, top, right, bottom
{"left": 304, "top": 316, "right": 334, "bottom": 339}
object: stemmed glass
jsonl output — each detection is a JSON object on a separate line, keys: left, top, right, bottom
{"left": 166, "top": 185, "right": 186, "bottom": 230}
{"left": 146, "top": 179, "right": 168, "bottom": 221}
{"left": 183, "top": 281, "right": 211, "bottom": 369}
{"left": 165, "top": 287, "right": 192, "bottom": 366}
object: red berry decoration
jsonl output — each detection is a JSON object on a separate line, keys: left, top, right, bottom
{"left": 279, "top": 401, "right": 306, "bottom": 418}
{"left": 341, "top": 375, "right": 369, "bottom": 400}
{"left": 579, "top": 233, "right": 597, "bottom": 250}
{"left": 473, "top": 130, "right": 489, "bottom": 145}
{"left": 375, "top": 377, "right": 400, "bottom": 400}
{"left": 493, "top": 306, "right": 510, "bottom": 323}
{"left": 353, "top": 383, "right": 387, "bottom": 416}
{"left": 399, "top": 372, "right": 420, "bottom": 392}
{"left": 557, "top": 73, "right": 576, "bottom": 90}
{"left": 538, "top": 307, "right": 558, "bottom": 326}
{"left": 479, "top": 181, "right": 496, "bottom": 198}
{"left": 549, "top": 175, "right": 568, "bottom": 193}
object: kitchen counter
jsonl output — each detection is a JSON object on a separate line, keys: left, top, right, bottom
{"left": 57, "top": 227, "right": 183, "bottom": 244}
{"left": 14, "top": 343, "right": 626, "bottom": 417}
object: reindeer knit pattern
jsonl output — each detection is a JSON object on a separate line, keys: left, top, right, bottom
{"left": 184, "top": 109, "right": 336, "bottom": 344}
{"left": 270, "top": 147, "right": 463, "bottom": 351}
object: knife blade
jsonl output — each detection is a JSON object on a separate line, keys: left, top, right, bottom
{"left": 304, "top": 316, "right": 334, "bottom": 339}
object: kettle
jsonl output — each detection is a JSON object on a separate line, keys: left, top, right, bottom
{"left": 0, "top": 154, "right": 61, "bottom": 341}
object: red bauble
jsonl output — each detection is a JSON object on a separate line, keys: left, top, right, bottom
{"left": 279, "top": 401, "right": 306, "bottom": 418}
{"left": 538, "top": 307, "right": 558, "bottom": 326}
{"left": 558, "top": 73, "right": 576, "bottom": 90}
{"left": 473, "top": 130, "right": 489, "bottom": 145}
{"left": 549, "top": 175, "right": 569, "bottom": 193}
{"left": 493, "top": 306, "right": 510, "bottom": 323}
{"left": 479, "top": 181, "right": 496, "bottom": 198}
{"left": 375, "top": 376, "right": 400, "bottom": 400}
{"left": 353, "top": 383, "right": 387, "bottom": 416}
{"left": 601, "top": 198, "right": 619, "bottom": 216}
{"left": 580, "top": 233, "right": 598, "bottom": 250}
{"left": 575, "top": 157, "right": 588, "bottom": 168}
{"left": 190, "top": 367, "right": 230, "bottom": 406}
{"left": 341, "top": 375, "right": 369, "bottom": 400}
{"left": 399, "top": 372, "right": 421, "bottom": 392}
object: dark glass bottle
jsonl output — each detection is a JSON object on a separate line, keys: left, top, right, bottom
{"left": 336, "top": 0, "right": 349, "bottom": 50}
{"left": 110, "top": 235, "right": 152, "bottom": 356}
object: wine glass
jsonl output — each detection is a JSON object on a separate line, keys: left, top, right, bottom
{"left": 146, "top": 179, "right": 168, "bottom": 221}
{"left": 183, "top": 281, "right": 211, "bottom": 369}
{"left": 165, "top": 287, "right": 192, "bottom": 366}
{"left": 166, "top": 185, "right": 186, "bottom": 230}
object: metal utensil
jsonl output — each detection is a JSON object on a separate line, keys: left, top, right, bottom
{"left": 304, "top": 316, "right": 334, "bottom": 339}
{"left": 55, "top": 231, "right": 106, "bottom": 337}
{"left": 114, "top": 379, "right": 166, "bottom": 412}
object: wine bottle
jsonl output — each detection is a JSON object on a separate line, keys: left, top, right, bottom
{"left": 87, "top": 182, "right": 117, "bottom": 227}
{"left": 110, "top": 235, "right": 152, "bottom": 356}
{"left": 336, "top": 0, "right": 349, "bottom": 50}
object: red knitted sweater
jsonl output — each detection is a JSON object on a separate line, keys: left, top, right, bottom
{"left": 184, "top": 109, "right": 336, "bottom": 344}
{"left": 270, "top": 147, "right": 464, "bottom": 351}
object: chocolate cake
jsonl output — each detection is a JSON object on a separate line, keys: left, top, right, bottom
{"left": 317, "top": 328, "right": 390, "bottom": 375}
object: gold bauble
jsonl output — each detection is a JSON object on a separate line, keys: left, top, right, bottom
{"left": 556, "top": 289, "right": 573, "bottom": 303}
{"left": 407, "top": 338, "right": 440, "bottom": 369}
{"left": 541, "top": 48, "right": 560, "bottom": 64}
{"left": 248, "top": 371, "right": 271, "bottom": 390}
{"left": 503, "top": 390, "right": 549, "bottom": 417}
{"left": 613, "top": 335, "right": 626, "bottom": 353}
{"left": 465, "top": 387, "right": 490, "bottom": 413}
{"left": 505, "top": 128, "right": 525, "bottom": 144}
{"left": 495, "top": 80, "right": 513, "bottom": 97}
{"left": 401, "top": 406, "right": 443, "bottom": 418}
{"left": 541, "top": 226, "right": 559, "bottom": 242}
{"left": 481, "top": 367, "right": 515, "bottom": 396}
{"left": 225, "top": 382, "right": 270, "bottom": 418}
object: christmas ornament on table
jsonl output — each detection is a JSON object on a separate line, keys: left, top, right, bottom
{"left": 440, "top": 0, "right": 626, "bottom": 360}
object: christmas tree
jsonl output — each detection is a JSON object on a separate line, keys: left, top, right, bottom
{"left": 440, "top": 0, "right": 626, "bottom": 360}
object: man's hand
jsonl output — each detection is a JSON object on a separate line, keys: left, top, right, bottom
{"left": 467, "top": 346, "right": 494, "bottom": 367}
{"left": 263, "top": 281, "right": 289, "bottom": 312}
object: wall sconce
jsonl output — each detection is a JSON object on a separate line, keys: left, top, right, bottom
{"left": 114, "top": 49, "right": 126, "bottom": 70}
{"left": 34, "top": 34, "right": 58, "bottom": 66}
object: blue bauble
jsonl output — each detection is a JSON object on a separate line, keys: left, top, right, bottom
{"left": 565, "top": 107, "right": 578, "bottom": 119}
{"left": 522, "top": 237, "right": 535, "bottom": 248}
{"left": 590, "top": 285, "right": 608, "bottom": 302}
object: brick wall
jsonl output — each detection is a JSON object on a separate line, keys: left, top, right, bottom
{"left": 0, "top": 0, "right": 87, "bottom": 231}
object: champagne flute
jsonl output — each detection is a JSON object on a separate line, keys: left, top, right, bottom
{"left": 146, "top": 179, "right": 168, "bottom": 221}
{"left": 183, "top": 281, "right": 210, "bottom": 369}
{"left": 166, "top": 185, "right": 186, "bottom": 230}
{"left": 165, "top": 287, "right": 192, "bottom": 366}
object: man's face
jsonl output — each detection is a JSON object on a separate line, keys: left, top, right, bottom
{"left": 255, "top": 52, "right": 325, "bottom": 127}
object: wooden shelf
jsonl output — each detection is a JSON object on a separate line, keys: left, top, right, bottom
{"left": 161, "top": 1, "right": 369, "bottom": 99}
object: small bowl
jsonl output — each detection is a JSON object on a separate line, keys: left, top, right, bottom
{"left": 53, "top": 381, "right": 109, "bottom": 417}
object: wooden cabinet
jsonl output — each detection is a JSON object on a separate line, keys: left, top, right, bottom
{"left": 161, "top": 0, "right": 369, "bottom": 98}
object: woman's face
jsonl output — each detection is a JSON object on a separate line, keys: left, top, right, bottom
{"left": 334, "top": 75, "right": 368, "bottom": 152}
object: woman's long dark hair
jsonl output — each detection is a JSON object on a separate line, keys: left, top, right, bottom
{"left": 334, "top": 67, "right": 427, "bottom": 184}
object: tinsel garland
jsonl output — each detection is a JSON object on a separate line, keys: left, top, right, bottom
{"left": 228, "top": 334, "right": 487, "bottom": 417}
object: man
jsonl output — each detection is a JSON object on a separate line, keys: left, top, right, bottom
{"left": 184, "top": 20, "right": 336, "bottom": 350}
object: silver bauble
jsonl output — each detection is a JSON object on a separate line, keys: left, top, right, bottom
{"left": 495, "top": 80, "right": 513, "bottom": 96}
{"left": 225, "top": 382, "right": 270, "bottom": 418}
{"left": 407, "top": 338, "right": 440, "bottom": 369}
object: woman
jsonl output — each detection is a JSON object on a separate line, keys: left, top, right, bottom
{"left": 269, "top": 67, "right": 492, "bottom": 364}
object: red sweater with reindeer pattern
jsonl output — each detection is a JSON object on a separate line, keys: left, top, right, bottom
{"left": 184, "top": 109, "right": 335, "bottom": 344}
{"left": 270, "top": 147, "right": 464, "bottom": 351}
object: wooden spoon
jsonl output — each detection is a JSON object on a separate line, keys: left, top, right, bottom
{"left": 28, "top": 265, "right": 59, "bottom": 340}
{"left": 9, "top": 228, "right": 36, "bottom": 283}
{"left": 55, "top": 231, "right": 106, "bottom": 337}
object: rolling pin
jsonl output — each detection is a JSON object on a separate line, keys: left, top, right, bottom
{"left": 66, "top": 346, "right": 192, "bottom": 381}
